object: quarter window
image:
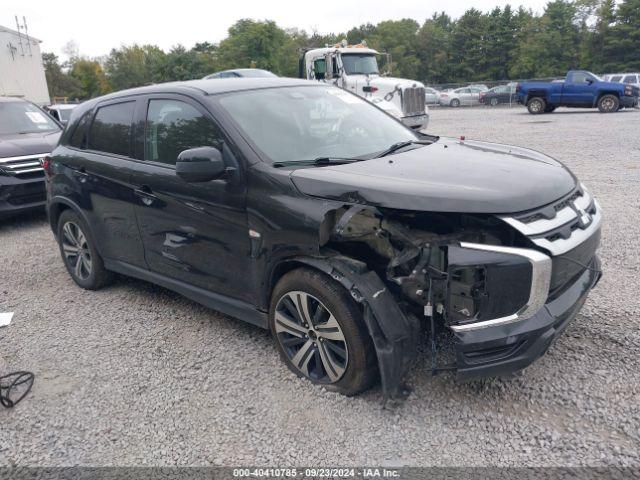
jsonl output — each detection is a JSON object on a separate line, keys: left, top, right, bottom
{"left": 68, "top": 111, "right": 92, "bottom": 149}
{"left": 88, "top": 101, "right": 135, "bottom": 157}
{"left": 145, "top": 99, "right": 223, "bottom": 165}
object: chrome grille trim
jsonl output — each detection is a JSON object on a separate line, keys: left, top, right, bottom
{"left": 0, "top": 153, "right": 48, "bottom": 176}
{"left": 500, "top": 185, "right": 602, "bottom": 256}
{"left": 402, "top": 86, "right": 426, "bottom": 116}
{"left": 450, "top": 243, "right": 552, "bottom": 332}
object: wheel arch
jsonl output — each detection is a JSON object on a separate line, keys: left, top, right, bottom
{"left": 269, "top": 254, "right": 419, "bottom": 401}
{"left": 48, "top": 197, "right": 103, "bottom": 256}
{"left": 595, "top": 90, "right": 620, "bottom": 106}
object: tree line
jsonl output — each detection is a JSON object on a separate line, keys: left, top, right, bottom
{"left": 44, "top": 0, "right": 640, "bottom": 100}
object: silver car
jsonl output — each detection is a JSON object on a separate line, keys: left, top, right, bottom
{"left": 424, "top": 87, "right": 440, "bottom": 105}
{"left": 438, "top": 87, "right": 484, "bottom": 107}
{"left": 603, "top": 73, "right": 640, "bottom": 90}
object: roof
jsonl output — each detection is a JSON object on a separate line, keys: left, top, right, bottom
{"left": 305, "top": 47, "right": 379, "bottom": 56}
{"left": 0, "top": 25, "right": 41, "bottom": 43}
{"left": 90, "top": 77, "right": 318, "bottom": 102}
{"left": 48, "top": 104, "right": 78, "bottom": 110}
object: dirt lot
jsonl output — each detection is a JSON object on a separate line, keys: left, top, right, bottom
{"left": 1, "top": 106, "right": 639, "bottom": 467}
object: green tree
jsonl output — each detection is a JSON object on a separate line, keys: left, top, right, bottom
{"left": 42, "top": 52, "right": 82, "bottom": 99}
{"left": 449, "top": 8, "right": 489, "bottom": 81}
{"left": 604, "top": 0, "right": 640, "bottom": 71}
{"left": 69, "top": 59, "right": 110, "bottom": 98}
{"left": 105, "top": 44, "right": 165, "bottom": 90}
{"left": 417, "top": 13, "right": 454, "bottom": 84}
{"left": 216, "top": 19, "right": 291, "bottom": 73}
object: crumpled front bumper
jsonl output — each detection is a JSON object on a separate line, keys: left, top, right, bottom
{"left": 453, "top": 256, "right": 601, "bottom": 380}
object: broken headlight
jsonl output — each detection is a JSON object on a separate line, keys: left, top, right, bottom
{"left": 447, "top": 242, "right": 551, "bottom": 332}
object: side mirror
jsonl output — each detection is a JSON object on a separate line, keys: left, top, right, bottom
{"left": 324, "top": 52, "right": 334, "bottom": 80}
{"left": 585, "top": 78, "right": 594, "bottom": 85}
{"left": 176, "top": 147, "right": 226, "bottom": 183}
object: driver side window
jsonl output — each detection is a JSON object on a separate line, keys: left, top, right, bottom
{"left": 313, "top": 59, "right": 326, "bottom": 80}
{"left": 145, "top": 99, "right": 224, "bottom": 165}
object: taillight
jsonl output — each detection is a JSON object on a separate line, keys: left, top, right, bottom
{"left": 41, "top": 156, "right": 51, "bottom": 176}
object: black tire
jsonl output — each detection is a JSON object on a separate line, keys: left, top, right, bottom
{"left": 597, "top": 94, "right": 619, "bottom": 113}
{"left": 269, "top": 268, "right": 378, "bottom": 396}
{"left": 544, "top": 105, "right": 556, "bottom": 113}
{"left": 490, "top": 97, "right": 499, "bottom": 106}
{"left": 527, "top": 97, "right": 546, "bottom": 114}
{"left": 450, "top": 98, "right": 460, "bottom": 107}
{"left": 57, "top": 209, "right": 112, "bottom": 290}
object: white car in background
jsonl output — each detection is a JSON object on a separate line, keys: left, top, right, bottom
{"left": 438, "top": 86, "right": 484, "bottom": 107}
{"left": 603, "top": 73, "right": 640, "bottom": 90}
{"left": 424, "top": 87, "right": 440, "bottom": 105}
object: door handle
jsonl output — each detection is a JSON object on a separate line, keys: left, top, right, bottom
{"left": 134, "top": 185, "right": 158, "bottom": 206}
{"left": 73, "top": 167, "right": 89, "bottom": 183}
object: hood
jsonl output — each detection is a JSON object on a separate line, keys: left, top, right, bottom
{"left": 367, "top": 76, "right": 424, "bottom": 90}
{"left": 0, "top": 131, "right": 61, "bottom": 158}
{"left": 290, "top": 137, "right": 577, "bottom": 214}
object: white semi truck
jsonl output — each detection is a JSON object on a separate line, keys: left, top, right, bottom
{"left": 299, "top": 42, "right": 429, "bottom": 130}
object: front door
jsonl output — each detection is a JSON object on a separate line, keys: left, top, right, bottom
{"left": 129, "top": 95, "right": 250, "bottom": 302}
{"left": 562, "top": 72, "right": 594, "bottom": 106}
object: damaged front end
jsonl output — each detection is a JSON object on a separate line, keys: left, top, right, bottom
{"left": 311, "top": 203, "right": 600, "bottom": 401}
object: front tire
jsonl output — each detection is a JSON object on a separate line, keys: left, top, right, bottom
{"left": 527, "top": 97, "right": 546, "bottom": 114}
{"left": 598, "top": 94, "right": 619, "bottom": 113}
{"left": 490, "top": 97, "right": 499, "bottom": 106}
{"left": 57, "top": 210, "right": 112, "bottom": 290}
{"left": 450, "top": 98, "right": 460, "bottom": 107}
{"left": 269, "top": 268, "right": 377, "bottom": 396}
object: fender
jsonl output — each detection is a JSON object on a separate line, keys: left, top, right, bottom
{"left": 291, "top": 255, "right": 420, "bottom": 402}
{"left": 47, "top": 196, "right": 104, "bottom": 256}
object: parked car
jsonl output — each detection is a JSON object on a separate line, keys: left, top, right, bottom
{"left": 0, "top": 97, "right": 62, "bottom": 218}
{"left": 203, "top": 68, "right": 277, "bottom": 79}
{"left": 468, "top": 84, "right": 489, "bottom": 92}
{"left": 480, "top": 85, "right": 517, "bottom": 106}
{"left": 603, "top": 73, "right": 640, "bottom": 91}
{"left": 439, "top": 87, "right": 483, "bottom": 107}
{"left": 517, "top": 70, "right": 640, "bottom": 114}
{"left": 45, "top": 103, "right": 77, "bottom": 126}
{"left": 46, "top": 78, "right": 602, "bottom": 399}
{"left": 424, "top": 87, "right": 440, "bottom": 105}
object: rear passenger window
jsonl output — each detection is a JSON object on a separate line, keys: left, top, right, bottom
{"left": 68, "top": 111, "right": 92, "bottom": 149}
{"left": 611, "top": 76, "right": 622, "bottom": 82}
{"left": 88, "top": 101, "right": 135, "bottom": 157}
{"left": 145, "top": 99, "right": 223, "bottom": 165}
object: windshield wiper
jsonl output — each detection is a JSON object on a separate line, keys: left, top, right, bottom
{"left": 373, "top": 140, "right": 430, "bottom": 158}
{"left": 272, "top": 157, "right": 363, "bottom": 168}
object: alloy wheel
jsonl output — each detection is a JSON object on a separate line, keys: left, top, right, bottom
{"left": 601, "top": 97, "right": 615, "bottom": 112}
{"left": 61, "top": 221, "right": 92, "bottom": 280}
{"left": 274, "top": 291, "right": 348, "bottom": 383}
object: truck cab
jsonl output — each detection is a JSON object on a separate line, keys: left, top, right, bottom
{"left": 300, "top": 43, "right": 429, "bottom": 130}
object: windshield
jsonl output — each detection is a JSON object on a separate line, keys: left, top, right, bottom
{"left": 218, "top": 85, "right": 416, "bottom": 164}
{"left": 341, "top": 54, "right": 379, "bottom": 75}
{"left": 0, "top": 101, "right": 60, "bottom": 135}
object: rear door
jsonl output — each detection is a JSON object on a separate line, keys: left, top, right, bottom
{"left": 129, "top": 94, "right": 250, "bottom": 301}
{"left": 67, "top": 98, "right": 146, "bottom": 267}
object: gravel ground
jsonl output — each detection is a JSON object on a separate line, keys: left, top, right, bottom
{"left": 1, "top": 106, "right": 639, "bottom": 467}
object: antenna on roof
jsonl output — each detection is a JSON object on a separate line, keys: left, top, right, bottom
{"left": 14, "top": 15, "right": 25, "bottom": 56}
{"left": 22, "top": 16, "right": 33, "bottom": 55}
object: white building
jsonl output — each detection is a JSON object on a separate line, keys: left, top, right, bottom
{"left": 0, "top": 25, "right": 50, "bottom": 105}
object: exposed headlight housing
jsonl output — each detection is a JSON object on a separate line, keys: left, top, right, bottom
{"left": 447, "top": 242, "right": 552, "bottom": 332}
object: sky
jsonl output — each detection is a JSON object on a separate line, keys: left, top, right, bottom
{"left": 3, "top": 0, "right": 550, "bottom": 60}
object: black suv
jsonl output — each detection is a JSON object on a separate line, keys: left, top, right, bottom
{"left": 46, "top": 78, "right": 602, "bottom": 399}
{"left": 1, "top": 97, "right": 62, "bottom": 218}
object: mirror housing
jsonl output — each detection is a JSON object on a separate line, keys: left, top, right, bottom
{"left": 324, "top": 52, "right": 334, "bottom": 80}
{"left": 176, "top": 147, "right": 226, "bottom": 183}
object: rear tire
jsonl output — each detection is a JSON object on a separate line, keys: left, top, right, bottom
{"left": 544, "top": 105, "right": 556, "bottom": 113}
{"left": 57, "top": 209, "right": 112, "bottom": 290}
{"left": 269, "top": 268, "right": 378, "bottom": 396}
{"left": 490, "top": 97, "right": 499, "bottom": 106}
{"left": 598, "top": 94, "right": 619, "bottom": 113}
{"left": 527, "top": 97, "right": 546, "bottom": 114}
{"left": 450, "top": 98, "right": 460, "bottom": 107}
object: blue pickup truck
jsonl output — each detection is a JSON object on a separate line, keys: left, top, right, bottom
{"left": 517, "top": 70, "right": 640, "bottom": 114}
